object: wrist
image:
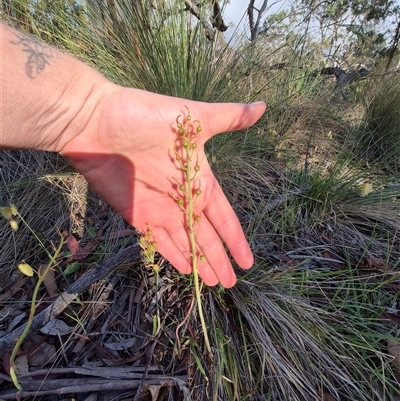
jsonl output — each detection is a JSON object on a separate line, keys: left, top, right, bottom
{"left": 45, "top": 76, "right": 115, "bottom": 153}
{"left": 0, "top": 23, "right": 113, "bottom": 153}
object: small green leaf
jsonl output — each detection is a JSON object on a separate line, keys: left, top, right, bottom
{"left": 63, "top": 262, "right": 81, "bottom": 276}
{"left": 87, "top": 226, "right": 96, "bottom": 239}
{"left": 190, "top": 338, "right": 207, "bottom": 376}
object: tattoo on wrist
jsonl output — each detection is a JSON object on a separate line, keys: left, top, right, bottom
{"left": 10, "top": 32, "right": 61, "bottom": 79}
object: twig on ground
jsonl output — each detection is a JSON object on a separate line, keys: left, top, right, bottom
{"left": 133, "top": 340, "right": 157, "bottom": 401}
{"left": 18, "top": 365, "right": 161, "bottom": 380}
{"left": 0, "top": 376, "right": 189, "bottom": 400}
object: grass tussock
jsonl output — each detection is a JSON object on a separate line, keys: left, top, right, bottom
{"left": 354, "top": 73, "right": 400, "bottom": 171}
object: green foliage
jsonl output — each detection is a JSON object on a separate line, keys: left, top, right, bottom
{"left": 4, "top": 0, "right": 88, "bottom": 47}
{"left": 292, "top": 160, "right": 365, "bottom": 220}
{"left": 75, "top": 0, "right": 240, "bottom": 101}
{"left": 202, "top": 263, "right": 400, "bottom": 400}
{"left": 3, "top": 0, "right": 241, "bottom": 101}
{"left": 352, "top": 74, "right": 400, "bottom": 171}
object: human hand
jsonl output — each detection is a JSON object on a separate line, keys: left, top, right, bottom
{"left": 60, "top": 85, "right": 266, "bottom": 287}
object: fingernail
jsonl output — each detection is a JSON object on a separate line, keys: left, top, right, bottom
{"left": 251, "top": 101, "right": 266, "bottom": 106}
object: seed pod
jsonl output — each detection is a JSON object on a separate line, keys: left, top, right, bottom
{"left": 194, "top": 165, "right": 200, "bottom": 172}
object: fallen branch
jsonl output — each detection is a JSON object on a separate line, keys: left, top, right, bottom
{"left": 0, "top": 376, "right": 189, "bottom": 399}
{"left": 211, "top": 0, "right": 227, "bottom": 32}
{"left": 0, "top": 244, "right": 140, "bottom": 358}
{"left": 18, "top": 365, "right": 161, "bottom": 380}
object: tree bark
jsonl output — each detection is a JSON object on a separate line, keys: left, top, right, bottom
{"left": 385, "top": 19, "right": 400, "bottom": 72}
{"left": 247, "top": 0, "right": 269, "bottom": 42}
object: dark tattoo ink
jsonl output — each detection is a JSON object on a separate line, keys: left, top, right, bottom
{"left": 10, "top": 32, "right": 61, "bottom": 79}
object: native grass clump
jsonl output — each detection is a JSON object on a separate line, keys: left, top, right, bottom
{"left": 352, "top": 73, "right": 400, "bottom": 171}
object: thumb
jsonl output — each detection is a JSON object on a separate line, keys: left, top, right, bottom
{"left": 201, "top": 101, "right": 266, "bottom": 139}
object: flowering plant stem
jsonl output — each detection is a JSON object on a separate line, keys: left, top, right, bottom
{"left": 139, "top": 225, "right": 161, "bottom": 336}
{"left": 10, "top": 235, "right": 65, "bottom": 392}
{"left": 173, "top": 108, "right": 211, "bottom": 353}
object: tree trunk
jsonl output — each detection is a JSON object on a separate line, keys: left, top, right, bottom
{"left": 385, "top": 19, "right": 400, "bottom": 72}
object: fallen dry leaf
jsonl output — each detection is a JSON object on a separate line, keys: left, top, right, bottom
{"left": 41, "top": 318, "right": 74, "bottom": 336}
{"left": 104, "top": 338, "right": 136, "bottom": 351}
{"left": 66, "top": 234, "right": 80, "bottom": 255}
{"left": 362, "top": 256, "right": 387, "bottom": 270}
{"left": 0, "top": 276, "right": 28, "bottom": 302}
{"left": 66, "top": 234, "right": 95, "bottom": 260}
{"left": 148, "top": 384, "right": 162, "bottom": 401}
{"left": 14, "top": 354, "right": 29, "bottom": 375}
{"left": 322, "top": 391, "right": 339, "bottom": 401}
{"left": 7, "top": 312, "right": 26, "bottom": 333}
{"left": 2, "top": 352, "right": 11, "bottom": 375}
{"left": 381, "top": 312, "right": 400, "bottom": 328}
{"left": 28, "top": 341, "right": 57, "bottom": 367}
{"left": 388, "top": 338, "right": 400, "bottom": 382}
{"left": 38, "top": 264, "right": 58, "bottom": 299}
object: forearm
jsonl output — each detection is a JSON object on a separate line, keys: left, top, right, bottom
{"left": 0, "top": 23, "right": 109, "bottom": 152}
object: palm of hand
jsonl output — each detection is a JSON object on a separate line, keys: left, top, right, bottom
{"left": 60, "top": 85, "right": 266, "bottom": 287}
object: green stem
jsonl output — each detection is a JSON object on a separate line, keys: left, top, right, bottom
{"left": 9, "top": 237, "right": 65, "bottom": 392}
{"left": 153, "top": 269, "right": 160, "bottom": 336}
{"left": 16, "top": 212, "right": 54, "bottom": 261}
{"left": 185, "top": 153, "right": 211, "bottom": 354}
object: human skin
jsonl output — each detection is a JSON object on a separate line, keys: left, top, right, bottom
{"left": 1, "top": 23, "right": 266, "bottom": 288}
